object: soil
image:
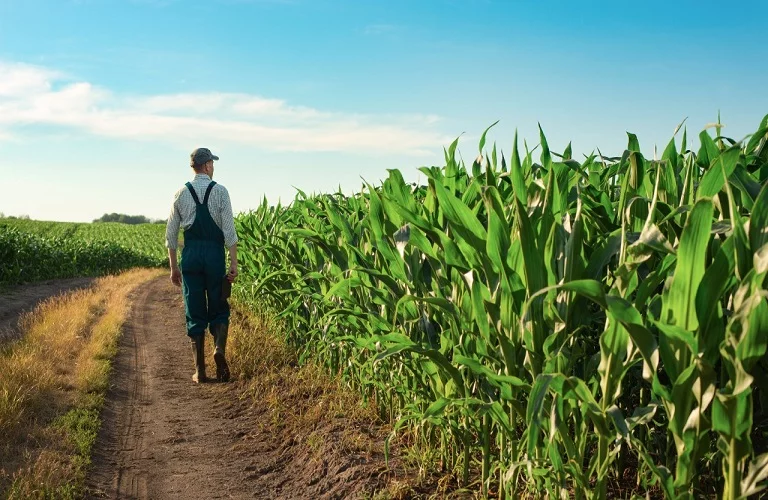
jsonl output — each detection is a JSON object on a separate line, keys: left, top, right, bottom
{"left": 0, "top": 277, "right": 95, "bottom": 343}
{"left": 86, "top": 276, "right": 396, "bottom": 500}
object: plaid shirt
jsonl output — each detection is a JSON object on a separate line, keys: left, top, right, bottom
{"left": 165, "top": 174, "right": 238, "bottom": 250}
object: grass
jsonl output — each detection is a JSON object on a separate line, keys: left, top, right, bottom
{"left": 0, "top": 268, "right": 162, "bottom": 498}
{"left": 228, "top": 300, "right": 380, "bottom": 432}
{"left": 228, "top": 298, "right": 469, "bottom": 498}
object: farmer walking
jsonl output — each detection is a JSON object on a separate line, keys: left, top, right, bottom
{"left": 165, "top": 148, "right": 238, "bottom": 383}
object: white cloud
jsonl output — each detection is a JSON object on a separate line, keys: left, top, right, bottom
{"left": 0, "top": 63, "right": 60, "bottom": 97}
{"left": 0, "top": 61, "right": 449, "bottom": 155}
{"left": 363, "top": 24, "right": 400, "bottom": 36}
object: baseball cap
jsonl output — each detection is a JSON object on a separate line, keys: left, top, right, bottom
{"left": 190, "top": 147, "right": 219, "bottom": 165}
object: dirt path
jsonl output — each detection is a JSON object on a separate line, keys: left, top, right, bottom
{"left": 87, "top": 276, "right": 390, "bottom": 499}
{"left": 0, "top": 277, "right": 95, "bottom": 342}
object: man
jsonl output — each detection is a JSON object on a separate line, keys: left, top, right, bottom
{"left": 165, "top": 147, "right": 238, "bottom": 383}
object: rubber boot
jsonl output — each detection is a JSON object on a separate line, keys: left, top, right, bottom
{"left": 191, "top": 335, "right": 207, "bottom": 383}
{"left": 212, "top": 323, "right": 230, "bottom": 382}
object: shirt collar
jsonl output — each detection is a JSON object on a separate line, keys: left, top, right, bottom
{"left": 193, "top": 173, "right": 211, "bottom": 181}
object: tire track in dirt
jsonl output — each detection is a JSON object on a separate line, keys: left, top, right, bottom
{"left": 114, "top": 283, "right": 150, "bottom": 498}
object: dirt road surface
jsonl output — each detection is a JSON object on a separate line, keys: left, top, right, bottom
{"left": 87, "top": 276, "right": 387, "bottom": 499}
{"left": 0, "top": 277, "right": 95, "bottom": 342}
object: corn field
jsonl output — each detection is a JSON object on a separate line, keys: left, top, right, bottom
{"left": 0, "top": 218, "right": 169, "bottom": 263}
{"left": 0, "top": 220, "right": 168, "bottom": 285}
{"left": 237, "top": 116, "right": 768, "bottom": 498}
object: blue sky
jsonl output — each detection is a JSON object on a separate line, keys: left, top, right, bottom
{"left": 1, "top": 0, "right": 766, "bottom": 222}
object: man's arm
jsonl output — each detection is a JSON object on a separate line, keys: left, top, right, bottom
{"left": 218, "top": 187, "right": 239, "bottom": 282}
{"left": 166, "top": 199, "right": 182, "bottom": 286}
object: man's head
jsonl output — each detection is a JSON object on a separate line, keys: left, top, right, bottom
{"left": 190, "top": 148, "right": 219, "bottom": 178}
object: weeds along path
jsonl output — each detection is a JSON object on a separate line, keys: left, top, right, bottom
{"left": 87, "top": 276, "right": 389, "bottom": 499}
{"left": 0, "top": 277, "right": 95, "bottom": 342}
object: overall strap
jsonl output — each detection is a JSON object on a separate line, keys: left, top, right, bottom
{"left": 203, "top": 181, "right": 217, "bottom": 205}
{"left": 185, "top": 182, "right": 202, "bottom": 205}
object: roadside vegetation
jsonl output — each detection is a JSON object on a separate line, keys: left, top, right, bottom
{"left": 233, "top": 116, "right": 768, "bottom": 498}
{"left": 0, "top": 269, "right": 161, "bottom": 498}
{"left": 227, "top": 299, "right": 440, "bottom": 497}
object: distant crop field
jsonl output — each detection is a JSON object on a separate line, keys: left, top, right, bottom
{"left": 0, "top": 219, "right": 170, "bottom": 285}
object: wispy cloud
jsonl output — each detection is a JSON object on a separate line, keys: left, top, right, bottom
{"left": 216, "top": 0, "right": 300, "bottom": 5}
{"left": 0, "top": 61, "right": 448, "bottom": 155}
{"left": 362, "top": 24, "right": 401, "bottom": 36}
{"left": 0, "top": 63, "right": 62, "bottom": 97}
{"left": 129, "top": 0, "right": 179, "bottom": 6}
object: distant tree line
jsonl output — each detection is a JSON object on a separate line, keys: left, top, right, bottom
{"left": 93, "top": 213, "right": 165, "bottom": 225}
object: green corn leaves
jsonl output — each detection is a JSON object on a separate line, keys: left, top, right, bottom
{"left": 233, "top": 117, "right": 768, "bottom": 499}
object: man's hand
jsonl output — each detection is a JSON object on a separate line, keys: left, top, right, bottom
{"left": 171, "top": 266, "right": 182, "bottom": 287}
{"left": 168, "top": 248, "right": 181, "bottom": 287}
{"left": 227, "top": 262, "right": 238, "bottom": 283}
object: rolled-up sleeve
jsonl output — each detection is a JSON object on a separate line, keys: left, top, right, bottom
{"left": 218, "top": 187, "right": 238, "bottom": 248}
{"left": 165, "top": 201, "right": 181, "bottom": 250}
